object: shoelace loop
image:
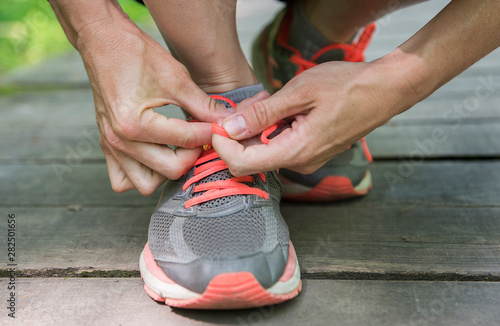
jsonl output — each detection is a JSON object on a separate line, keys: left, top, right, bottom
{"left": 183, "top": 95, "right": 271, "bottom": 209}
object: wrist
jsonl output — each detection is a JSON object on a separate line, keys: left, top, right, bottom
{"left": 374, "top": 48, "right": 436, "bottom": 116}
{"left": 48, "top": 0, "right": 129, "bottom": 49}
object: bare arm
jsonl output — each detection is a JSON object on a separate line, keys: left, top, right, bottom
{"left": 389, "top": 0, "right": 500, "bottom": 113}
{"left": 214, "top": 0, "right": 500, "bottom": 176}
{"left": 48, "top": 0, "right": 228, "bottom": 195}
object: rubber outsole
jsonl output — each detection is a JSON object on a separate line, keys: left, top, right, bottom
{"left": 140, "top": 242, "right": 302, "bottom": 310}
{"left": 280, "top": 170, "right": 372, "bottom": 202}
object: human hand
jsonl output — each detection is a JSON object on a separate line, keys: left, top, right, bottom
{"left": 77, "top": 19, "right": 229, "bottom": 195}
{"left": 213, "top": 54, "right": 416, "bottom": 176}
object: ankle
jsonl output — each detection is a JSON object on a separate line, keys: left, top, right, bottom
{"left": 189, "top": 61, "right": 258, "bottom": 94}
{"left": 301, "top": 1, "right": 358, "bottom": 44}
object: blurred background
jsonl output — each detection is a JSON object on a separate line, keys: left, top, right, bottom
{"left": 0, "top": 0, "right": 153, "bottom": 75}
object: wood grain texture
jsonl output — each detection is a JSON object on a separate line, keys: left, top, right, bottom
{"left": 1, "top": 278, "right": 498, "bottom": 326}
{"left": 3, "top": 120, "right": 500, "bottom": 162}
{"left": 0, "top": 203, "right": 499, "bottom": 274}
{"left": 2, "top": 161, "right": 499, "bottom": 206}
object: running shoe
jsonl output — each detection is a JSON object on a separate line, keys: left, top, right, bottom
{"left": 252, "top": 4, "right": 375, "bottom": 202}
{"left": 140, "top": 96, "right": 301, "bottom": 309}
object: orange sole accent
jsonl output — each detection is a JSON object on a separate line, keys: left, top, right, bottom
{"left": 142, "top": 242, "right": 301, "bottom": 310}
{"left": 281, "top": 172, "right": 372, "bottom": 202}
{"left": 154, "top": 272, "right": 302, "bottom": 310}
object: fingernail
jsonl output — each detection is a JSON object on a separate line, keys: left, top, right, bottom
{"left": 224, "top": 116, "right": 246, "bottom": 137}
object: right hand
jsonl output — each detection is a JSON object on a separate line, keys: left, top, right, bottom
{"left": 76, "top": 19, "right": 229, "bottom": 195}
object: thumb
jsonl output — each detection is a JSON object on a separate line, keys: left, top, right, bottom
{"left": 221, "top": 88, "right": 304, "bottom": 140}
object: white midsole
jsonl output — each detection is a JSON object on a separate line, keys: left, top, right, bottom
{"left": 140, "top": 251, "right": 199, "bottom": 300}
{"left": 354, "top": 171, "right": 372, "bottom": 192}
{"left": 267, "top": 258, "right": 301, "bottom": 294}
{"left": 140, "top": 250, "right": 301, "bottom": 300}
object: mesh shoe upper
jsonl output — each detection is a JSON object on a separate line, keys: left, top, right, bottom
{"left": 148, "top": 97, "right": 290, "bottom": 294}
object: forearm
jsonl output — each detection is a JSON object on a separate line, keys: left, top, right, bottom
{"left": 47, "top": 0, "right": 129, "bottom": 49}
{"left": 382, "top": 0, "right": 500, "bottom": 114}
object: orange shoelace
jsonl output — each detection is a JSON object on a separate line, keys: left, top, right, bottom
{"left": 182, "top": 147, "right": 269, "bottom": 208}
{"left": 183, "top": 95, "right": 285, "bottom": 209}
{"left": 277, "top": 8, "right": 376, "bottom": 75}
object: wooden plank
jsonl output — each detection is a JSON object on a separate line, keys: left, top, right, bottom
{"left": 3, "top": 122, "right": 500, "bottom": 161}
{"left": 0, "top": 89, "right": 96, "bottom": 127}
{"left": 0, "top": 164, "right": 161, "bottom": 206}
{"left": 0, "top": 207, "right": 149, "bottom": 270}
{"left": 0, "top": 89, "right": 185, "bottom": 129}
{"left": 392, "top": 97, "right": 500, "bottom": 122}
{"left": 1, "top": 88, "right": 499, "bottom": 162}
{"left": 1, "top": 161, "right": 499, "bottom": 207}
{"left": 0, "top": 127, "right": 104, "bottom": 161}
{"left": 0, "top": 202, "right": 499, "bottom": 273}
{"left": 1, "top": 278, "right": 498, "bottom": 326}
{"left": 425, "top": 72, "right": 500, "bottom": 101}
{"left": 366, "top": 123, "right": 500, "bottom": 158}
{"left": 284, "top": 205, "right": 500, "bottom": 275}
{"left": 2, "top": 88, "right": 499, "bottom": 129}
{"left": 1, "top": 52, "right": 90, "bottom": 90}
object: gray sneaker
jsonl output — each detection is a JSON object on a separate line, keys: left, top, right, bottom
{"left": 252, "top": 4, "right": 375, "bottom": 202}
{"left": 140, "top": 95, "right": 301, "bottom": 309}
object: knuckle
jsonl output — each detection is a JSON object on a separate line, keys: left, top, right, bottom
{"left": 286, "top": 78, "right": 310, "bottom": 103}
{"left": 103, "top": 127, "right": 122, "bottom": 150}
{"left": 292, "top": 155, "right": 318, "bottom": 175}
{"left": 137, "top": 183, "right": 157, "bottom": 196}
{"left": 226, "top": 161, "right": 246, "bottom": 177}
{"left": 161, "top": 162, "right": 185, "bottom": 180}
{"left": 248, "top": 102, "right": 270, "bottom": 128}
{"left": 168, "top": 166, "right": 185, "bottom": 180}
{"left": 113, "top": 115, "right": 138, "bottom": 140}
{"left": 176, "top": 65, "right": 191, "bottom": 80}
{"left": 170, "top": 66, "right": 191, "bottom": 89}
{"left": 111, "top": 181, "right": 129, "bottom": 193}
{"left": 175, "top": 129, "right": 195, "bottom": 148}
{"left": 293, "top": 85, "right": 309, "bottom": 103}
{"left": 99, "top": 138, "right": 107, "bottom": 150}
{"left": 206, "top": 97, "right": 221, "bottom": 117}
{"left": 298, "top": 165, "right": 317, "bottom": 175}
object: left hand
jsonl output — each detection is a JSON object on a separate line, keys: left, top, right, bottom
{"left": 212, "top": 56, "right": 415, "bottom": 176}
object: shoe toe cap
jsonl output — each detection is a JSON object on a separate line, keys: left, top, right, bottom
{"left": 157, "top": 243, "right": 289, "bottom": 294}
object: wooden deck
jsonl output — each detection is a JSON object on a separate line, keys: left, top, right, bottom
{"left": 1, "top": 0, "right": 500, "bottom": 324}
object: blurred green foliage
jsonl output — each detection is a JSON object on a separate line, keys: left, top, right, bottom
{"left": 0, "top": 0, "right": 152, "bottom": 74}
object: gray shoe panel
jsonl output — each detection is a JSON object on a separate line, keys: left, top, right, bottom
{"left": 158, "top": 243, "right": 289, "bottom": 294}
{"left": 279, "top": 142, "right": 370, "bottom": 187}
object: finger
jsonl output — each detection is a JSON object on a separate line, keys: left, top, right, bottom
{"left": 119, "top": 139, "right": 202, "bottom": 180}
{"left": 137, "top": 113, "right": 214, "bottom": 148}
{"left": 175, "top": 82, "right": 234, "bottom": 122}
{"left": 212, "top": 126, "right": 304, "bottom": 176}
{"left": 223, "top": 84, "right": 311, "bottom": 140}
{"left": 112, "top": 148, "right": 168, "bottom": 196}
{"left": 102, "top": 115, "right": 204, "bottom": 178}
{"left": 102, "top": 136, "right": 167, "bottom": 196}
{"left": 101, "top": 143, "right": 135, "bottom": 193}
{"left": 221, "top": 86, "right": 310, "bottom": 140}
{"left": 234, "top": 91, "right": 270, "bottom": 112}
